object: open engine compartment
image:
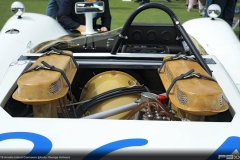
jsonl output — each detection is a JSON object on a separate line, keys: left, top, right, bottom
{"left": 3, "top": 49, "right": 233, "bottom": 122}
{"left": 1, "top": 3, "right": 234, "bottom": 123}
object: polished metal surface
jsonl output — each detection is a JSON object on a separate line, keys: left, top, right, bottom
{"left": 207, "top": 4, "right": 221, "bottom": 18}
{"left": 11, "top": 1, "right": 25, "bottom": 17}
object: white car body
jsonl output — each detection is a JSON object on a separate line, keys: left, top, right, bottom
{"left": 0, "top": 3, "right": 239, "bottom": 159}
{"left": 0, "top": 13, "right": 68, "bottom": 83}
{"left": 183, "top": 17, "right": 240, "bottom": 91}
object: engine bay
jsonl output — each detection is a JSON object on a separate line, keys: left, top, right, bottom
{"left": 3, "top": 48, "right": 233, "bottom": 122}
{"left": 2, "top": 3, "right": 234, "bottom": 123}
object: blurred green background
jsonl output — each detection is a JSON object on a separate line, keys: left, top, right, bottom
{"left": 0, "top": 0, "right": 240, "bottom": 38}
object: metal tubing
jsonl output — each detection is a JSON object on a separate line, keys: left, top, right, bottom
{"left": 111, "top": 3, "right": 178, "bottom": 55}
{"left": 80, "top": 102, "right": 138, "bottom": 119}
{"left": 176, "top": 25, "right": 212, "bottom": 76}
{"left": 110, "top": 3, "right": 212, "bottom": 76}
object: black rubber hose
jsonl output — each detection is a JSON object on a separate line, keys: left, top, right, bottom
{"left": 59, "top": 88, "right": 165, "bottom": 118}
{"left": 81, "top": 89, "right": 145, "bottom": 111}
{"left": 59, "top": 86, "right": 165, "bottom": 118}
{"left": 58, "top": 86, "right": 144, "bottom": 118}
{"left": 65, "top": 86, "right": 148, "bottom": 118}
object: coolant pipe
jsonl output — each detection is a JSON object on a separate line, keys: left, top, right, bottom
{"left": 80, "top": 102, "right": 139, "bottom": 119}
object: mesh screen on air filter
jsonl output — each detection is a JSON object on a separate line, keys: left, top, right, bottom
{"left": 159, "top": 56, "right": 228, "bottom": 116}
{"left": 12, "top": 50, "right": 77, "bottom": 105}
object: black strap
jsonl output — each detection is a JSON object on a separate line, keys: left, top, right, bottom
{"left": 22, "top": 61, "right": 71, "bottom": 90}
{"left": 166, "top": 69, "right": 216, "bottom": 96}
{"left": 158, "top": 52, "right": 196, "bottom": 73}
{"left": 41, "top": 47, "right": 79, "bottom": 69}
{"left": 22, "top": 61, "right": 78, "bottom": 118}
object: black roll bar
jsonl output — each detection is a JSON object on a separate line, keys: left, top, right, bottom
{"left": 110, "top": 3, "right": 212, "bottom": 76}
